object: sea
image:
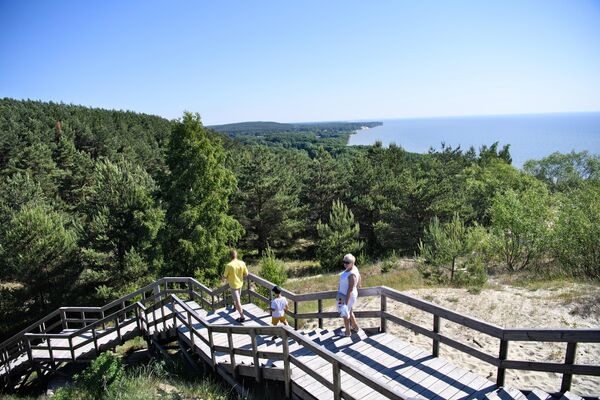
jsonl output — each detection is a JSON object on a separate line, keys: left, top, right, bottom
{"left": 347, "top": 112, "right": 600, "bottom": 168}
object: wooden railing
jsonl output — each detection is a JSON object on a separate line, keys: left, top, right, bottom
{"left": 2, "top": 273, "right": 600, "bottom": 397}
{"left": 243, "top": 274, "right": 600, "bottom": 394}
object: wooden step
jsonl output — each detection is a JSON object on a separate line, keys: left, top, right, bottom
{"left": 559, "top": 392, "right": 585, "bottom": 400}
{"left": 526, "top": 388, "right": 554, "bottom": 400}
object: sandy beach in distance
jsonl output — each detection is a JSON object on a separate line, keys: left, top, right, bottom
{"left": 319, "top": 280, "right": 600, "bottom": 397}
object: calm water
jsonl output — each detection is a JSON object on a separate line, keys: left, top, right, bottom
{"left": 348, "top": 113, "right": 600, "bottom": 168}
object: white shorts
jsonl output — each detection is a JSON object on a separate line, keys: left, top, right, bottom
{"left": 347, "top": 292, "right": 358, "bottom": 312}
{"left": 230, "top": 288, "right": 241, "bottom": 304}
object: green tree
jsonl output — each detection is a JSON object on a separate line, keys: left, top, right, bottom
{"left": 418, "top": 213, "right": 467, "bottom": 282}
{"left": 0, "top": 204, "right": 78, "bottom": 313}
{"left": 232, "top": 146, "right": 302, "bottom": 254}
{"left": 552, "top": 183, "right": 600, "bottom": 279}
{"left": 300, "top": 147, "right": 343, "bottom": 241}
{"left": 523, "top": 151, "right": 600, "bottom": 192}
{"left": 316, "top": 200, "right": 364, "bottom": 271}
{"left": 163, "top": 113, "right": 242, "bottom": 282}
{"left": 489, "top": 186, "right": 554, "bottom": 271}
{"left": 464, "top": 158, "right": 540, "bottom": 224}
{"left": 79, "top": 158, "right": 164, "bottom": 300}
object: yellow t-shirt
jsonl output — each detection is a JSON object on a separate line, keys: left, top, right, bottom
{"left": 224, "top": 259, "right": 248, "bottom": 289}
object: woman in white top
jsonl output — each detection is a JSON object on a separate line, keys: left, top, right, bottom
{"left": 338, "top": 253, "right": 360, "bottom": 337}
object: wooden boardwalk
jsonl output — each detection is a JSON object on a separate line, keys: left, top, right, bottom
{"left": 1, "top": 275, "right": 598, "bottom": 399}
{"left": 177, "top": 302, "right": 498, "bottom": 400}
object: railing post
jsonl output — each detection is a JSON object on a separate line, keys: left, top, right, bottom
{"left": 26, "top": 337, "right": 33, "bottom": 362}
{"left": 92, "top": 327, "right": 99, "bottom": 354}
{"left": 116, "top": 314, "right": 122, "bottom": 342}
{"left": 208, "top": 327, "right": 216, "bottom": 370}
{"left": 135, "top": 307, "right": 141, "bottom": 333}
{"left": 380, "top": 294, "right": 387, "bottom": 333}
{"left": 48, "top": 337, "right": 55, "bottom": 366}
{"left": 161, "top": 300, "right": 167, "bottom": 331}
{"left": 318, "top": 300, "right": 323, "bottom": 329}
{"left": 250, "top": 330, "right": 261, "bottom": 382}
{"left": 432, "top": 315, "right": 440, "bottom": 357}
{"left": 60, "top": 310, "right": 67, "bottom": 330}
{"left": 332, "top": 360, "right": 341, "bottom": 400}
{"left": 282, "top": 329, "right": 291, "bottom": 399}
{"left": 153, "top": 281, "right": 160, "bottom": 301}
{"left": 497, "top": 339, "right": 508, "bottom": 387}
{"left": 172, "top": 301, "right": 177, "bottom": 330}
{"left": 188, "top": 313, "right": 195, "bottom": 347}
{"left": 247, "top": 275, "right": 251, "bottom": 303}
{"left": 294, "top": 301, "right": 298, "bottom": 330}
{"left": 68, "top": 337, "right": 75, "bottom": 361}
{"left": 228, "top": 331, "right": 237, "bottom": 379}
{"left": 561, "top": 342, "right": 577, "bottom": 393}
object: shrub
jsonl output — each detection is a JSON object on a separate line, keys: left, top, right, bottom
{"left": 258, "top": 245, "right": 287, "bottom": 287}
{"left": 552, "top": 183, "right": 600, "bottom": 280}
{"left": 417, "top": 214, "right": 489, "bottom": 286}
{"left": 75, "top": 351, "right": 124, "bottom": 398}
{"left": 380, "top": 251, "right": 398, "bottom": 273}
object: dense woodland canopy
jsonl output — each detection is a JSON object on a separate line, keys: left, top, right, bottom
{"left": 1, "top": 98, "right": 599, "bottom": 341}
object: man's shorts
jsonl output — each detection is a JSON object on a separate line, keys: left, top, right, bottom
{"left": 272, "top": 316, "right": 286, "bottom": 325}
{"left": 230, "top": 288, "right": 241, "bottom": 304}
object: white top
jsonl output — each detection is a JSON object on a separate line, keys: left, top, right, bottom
{"left": 271, "top": 296, "right": 288, "bottom": 318}
{"left": 339, "top": 266, "right": 360, "bottom": 296}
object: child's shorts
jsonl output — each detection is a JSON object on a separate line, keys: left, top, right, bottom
{"left": 272, "top": 316, "right": 286, "bottom": 325}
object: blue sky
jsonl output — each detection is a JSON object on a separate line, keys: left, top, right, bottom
{"left": 1, "top": 0, "right": 599, "bottom": 125}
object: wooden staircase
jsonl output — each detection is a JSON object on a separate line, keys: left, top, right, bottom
{"left": 1, "top": 275, "right": 599, "bottom": 399}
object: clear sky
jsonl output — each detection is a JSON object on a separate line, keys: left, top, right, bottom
{"left": 1, "top": 0, "right": 599, "bottom": 125}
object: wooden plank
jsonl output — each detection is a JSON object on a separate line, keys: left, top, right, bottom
{"left": 503, "top": 329, "right": 600, "bottom": 343}
{"left": 383, "top": 312, "right": 500, "bottom": 366}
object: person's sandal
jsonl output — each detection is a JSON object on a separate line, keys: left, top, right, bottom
{"left": 236, "top": 317, "right": 245, "bottom": 323}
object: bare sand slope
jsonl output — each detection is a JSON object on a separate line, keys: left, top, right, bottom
{"left": 319, "top": 281, "right": 600, "bottom": 396}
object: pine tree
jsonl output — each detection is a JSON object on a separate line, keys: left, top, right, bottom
{"left": 79, "top": 157, "right": 164, "bottom": 300}
{"left": 316, "top": 200, "right": 363, "bottom": 271}
{"left": 1, "top": 204, "right": 78, "bottom": 313}
{"left": 163, "top": 113, "right": 242, "bottom": 282}
{"left": 300, "top": 147, "right": 342, "bottom": 241}
{"left": 231, "top": 146, "right": 302, "bottom": 254}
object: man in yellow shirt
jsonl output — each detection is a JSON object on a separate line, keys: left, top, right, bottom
{"left": 222, "top": 249, "right": 248, "bottom": 322}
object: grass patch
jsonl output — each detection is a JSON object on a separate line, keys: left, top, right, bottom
{"left": 116, "top": 336, "right": 147, "bottom": 356}
{"left": 467, "top": 287, "right": 482, "bottom": 295}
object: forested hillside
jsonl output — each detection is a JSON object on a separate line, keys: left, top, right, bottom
{"left": 1, "top": 98, "right": 599, "bottom": 342}
{"left": 209, "top": 120, "right": 381, "bottom": 151}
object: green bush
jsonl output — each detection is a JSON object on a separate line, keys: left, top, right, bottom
{"left": 74, "top": 351, "right": 124, "bottom": 398}
{"left": 380, "top": 251, "right": 398, "bottom": 273}
{"left": 417, "top": 214, "right": 489, "bottom": 286}
{"left": 258, "top": 246, "right": 287, "bottom": 287}
{"left": 552, "top": 183, "right": 600, "bottom": 280}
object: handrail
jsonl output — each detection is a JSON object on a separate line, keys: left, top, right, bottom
{"left": 3, "top": 273, "right": 600, "bottom": 396}
{"left": 167, "top": 293, "right": 407, "bottom": 400}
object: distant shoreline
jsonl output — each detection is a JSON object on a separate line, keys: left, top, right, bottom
{"left": 348, "top": 112, "right": 600, "bottom": 167}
